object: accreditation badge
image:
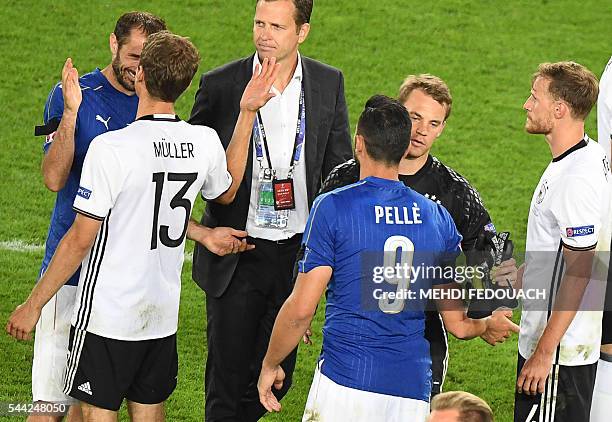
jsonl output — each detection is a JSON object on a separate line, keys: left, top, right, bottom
{"left": 272, "top": 178, "right": 295, "bottom": 210}
{"left": 254, "top": 168, "right": 289, "bottom": 229}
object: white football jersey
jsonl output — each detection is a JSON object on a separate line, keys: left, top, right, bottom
{"left": 72, "top": 114, "right": 231, "bottom": 340}
{"left": 519, "top": 136, "right": 611, "bottom": 366}
{"left": 598, "top": 56, "right": 612, "bottom": 162}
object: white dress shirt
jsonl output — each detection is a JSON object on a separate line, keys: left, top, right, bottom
{"left": 246, "top": 53, "right": 309, "bottom": 241}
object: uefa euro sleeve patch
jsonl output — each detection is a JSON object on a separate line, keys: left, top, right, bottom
{"left": 566, "top": 225, "right": 595, "bottom": 237}
{"left": 77, "top": 186, "right": 92, "bottom": 199}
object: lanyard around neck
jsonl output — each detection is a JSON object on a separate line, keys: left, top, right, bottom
{"left": 253, "top": 85, "right": 305, "bottom": 175}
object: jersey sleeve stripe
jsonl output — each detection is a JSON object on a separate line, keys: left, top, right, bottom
{"left": 75, "top": 212, "right": 110, "bottom": 331}
{"left": 72, "top": 206, "right": 105, "bottom": 221}
{"left": 46, "top": 82, "right": 62, "bottom": 123}
{"left": 561, "top": 241, "right": 597, "bottom": 251}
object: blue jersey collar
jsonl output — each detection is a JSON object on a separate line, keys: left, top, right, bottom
{"left": 92, "top": 68, "right": 137, "bottom": 99}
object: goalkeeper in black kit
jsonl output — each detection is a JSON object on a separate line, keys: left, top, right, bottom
{"left": 319, "top": 74, "right": 518, "bottom": 396}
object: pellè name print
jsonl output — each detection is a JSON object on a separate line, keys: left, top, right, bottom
{"left": 374, "top": 204, "right": 422, "bottom": 225}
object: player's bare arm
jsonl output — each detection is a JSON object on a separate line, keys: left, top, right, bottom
{"left": 6, "top": 214, "right": 101, "bottom": 341}
{"left": 186, "top": 219, "right": 254, "bottom": 255}
{"left": 258, "top": 266, "right": 332, "bottom": 413}
{"left": 435, "top": 283, "right": 519, "bottom": 344}
{"left": 213, "top": 57, "right": 281, "bottom": 205}
{"left": 517, "top": 247, "right": 594, "bottom": 396}
{"left": 42, "top": 58, "right": 82, "bottom": 192}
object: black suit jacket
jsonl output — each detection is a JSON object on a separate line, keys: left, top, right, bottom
{"left": 189, "top": 55, "right": 352, "bottom": 297}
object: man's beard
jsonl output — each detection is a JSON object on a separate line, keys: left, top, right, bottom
{"left": 111, "top": 56, "right": 135, "bottom": 92}
{"left": 525, "top": 115, "right": 553, "bottom": 135}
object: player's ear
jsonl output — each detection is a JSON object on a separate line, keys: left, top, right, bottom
{"left": 554, "top": 101, "right": 568, "bottom": 119}
{"left": 297, "top": 23, "right": 310, "bottom": 44}
{"left": 135, "top": 65, "right": 145, "bottom": 83}
{"left": 110, "top": 33, "right": 119, "bottom": 58}
{"left": 354, "top": 134, "right": 364, "bottom": 154}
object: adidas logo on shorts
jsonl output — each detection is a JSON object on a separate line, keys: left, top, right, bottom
{"left": 77, "top": 381, "right": 92, "bottom": 396}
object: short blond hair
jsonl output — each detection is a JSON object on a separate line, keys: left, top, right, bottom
{"left": 533, "top": 61, "right": 598, "bottom": 120}
{"left": 398, "top": 74, "right": 452, "bottom": 120}
{"left": 430, "top": 391, "right": 493, "bottom": 422}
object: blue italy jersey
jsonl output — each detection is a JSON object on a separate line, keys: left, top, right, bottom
{"left": 298, "top": 176, "right": 462, "bottom": 402}
{"left": 40, "top": 68, "right": 138, "bottom": 285}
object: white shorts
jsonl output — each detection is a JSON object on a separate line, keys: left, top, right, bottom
{"left": 32, "top": 284, "right": 77, "bottom": 403}
{"left": 590, "top": 357, "right": 612, "bottom": 422}
{"left": 302, "top": 363, "right": 429, "bottom": 422}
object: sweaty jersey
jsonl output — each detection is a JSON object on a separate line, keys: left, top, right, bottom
{"left": 320, "top": 156, "right": 493, "bottom": 251}
{"left": 72, "top": 115, "right": 232, "bottom": 340}
{"left": 519, "top": 137, "right": 611, "bottom": 366}
{"left": 298, "top": 177, "right": 462, "bottom": 401}
{"left": 40, "top": 68, "right": 138, "bottom": 285}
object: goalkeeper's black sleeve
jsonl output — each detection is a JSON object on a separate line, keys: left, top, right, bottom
{"left": 318, "top": 158, "right": 360, "bottom": 196}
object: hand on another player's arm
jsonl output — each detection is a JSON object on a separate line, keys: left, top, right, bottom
{"left": 6, "top": 214, "right": 100, "bottom": 341}
{"left": 186, "top": 220, "right": 254, "bottom": 256}
{"left": 42, "top": 58, "right": 82, "bottom": 192}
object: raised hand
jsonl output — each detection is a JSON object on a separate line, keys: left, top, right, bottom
{"left": 240, "top": 57, "right": 281, "bottom": 112}
{"left": 61, "top": 58, "right": 82, "bottom": 115}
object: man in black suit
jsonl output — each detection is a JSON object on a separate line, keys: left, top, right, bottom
{"left": 189, "top": 1, "right": 352, "bottom": 420}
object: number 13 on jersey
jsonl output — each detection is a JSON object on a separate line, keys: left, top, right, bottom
{"left": 151, "top": 172, "right": 198, "bottom": 250}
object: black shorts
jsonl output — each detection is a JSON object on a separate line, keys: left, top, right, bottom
{"left": 603, "top": 311, "right": 612, "bottom": 345}
{"left": 513, "top": 354, "right": 596, "bottom": 422}
{"left": 63, "top": 326, "right": 178, "bottom": 411}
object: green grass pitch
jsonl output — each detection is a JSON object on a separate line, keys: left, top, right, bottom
{"left": 0, "top": 1, "right": 609, "bottom": 420}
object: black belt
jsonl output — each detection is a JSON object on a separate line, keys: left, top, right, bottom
{"left": 247, "top": 233, "right": 303, "bottom": 246}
